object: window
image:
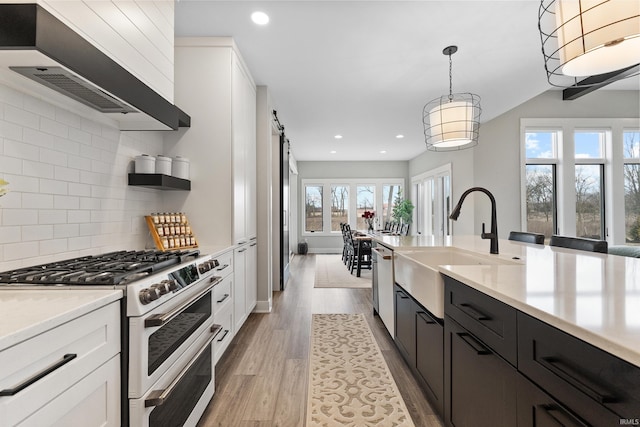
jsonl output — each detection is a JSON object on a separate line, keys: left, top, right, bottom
{"left": 525, "top": 130, "right": 558, "bottom": 238}
{"left": 301, "top": 179, "right": 403, "bottom": 234}
{"left": 412, "top": 164, "right": 452, "bottom": 238}
{"left": 330, "top": 185, "right": 349, "bottom": 232}
{"left": 305, "top": 185, "right": 323, "bottom": 232}
{"left": 522, "top": 119, "right": 640, "bottom": 245}
{"left": 356, "top": 185, "right": 375, "bottom": 230}
{"left": 574, "top": 131, "right": 605, "bottom": 239}
{"left": 624, "top": 130, "right": 640, "bottom": 244}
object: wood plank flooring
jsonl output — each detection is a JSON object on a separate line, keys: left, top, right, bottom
{"left": 197, "top": 254, "right": 443, "bottom": 427}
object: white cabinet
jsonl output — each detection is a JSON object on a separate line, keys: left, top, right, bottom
{"left": 171, "top": 38, "right": 257, "bottom": 248}
{"left": 233, "top": 240, "right": 257, "bottom": 333}
{"left": 0, "top": 301, "right": 120, "bottom": 427}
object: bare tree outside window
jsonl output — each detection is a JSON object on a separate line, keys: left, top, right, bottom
{"left": 526, "top": 165, "right": 555, "bottom": 237}
{"left": 382, "top": 185, "right": 399, "bottom": 225}
{"left": 305, "top": 186, "right": 323, "bottom": 232}
{"left": 575, "top": 165, "right": 603, "bottom": 239}
{"left": 331, "top": 185, "right": 349, "bottom": 231}
{"left": 356, "top": 185, "right": 375, "bottom": 230}
{"left": 624, "top": 131, "right": 640, "bottom": 244}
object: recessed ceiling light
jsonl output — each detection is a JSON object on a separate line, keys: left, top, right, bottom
{"left": 380, "top": 150, "right": 387, "bottom": 154}
{"left": 396, "top": 134, "right": 404, "bottom": 139}
{"left": 334, "top": 134, "right": 343, "bottom": 139}
{"left": 330, "top": 150, "right": 337, "bottom": 154}
{"left": 251, "top": 11, "right": 269, "bottom": 25}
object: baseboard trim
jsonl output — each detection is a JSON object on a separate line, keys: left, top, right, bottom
{"left": 254, "top": 299, "right": 272, "bottom": 313}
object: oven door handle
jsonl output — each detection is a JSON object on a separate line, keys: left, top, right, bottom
{"left": 144, "top": 327, "right": 219, "bottom": 408}
{"left": 144, "top": 277, "right": 223, "bottom": 328}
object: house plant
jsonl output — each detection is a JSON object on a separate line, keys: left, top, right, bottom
{"left": 392, "top": 192, "right": 414, "bottom": 224}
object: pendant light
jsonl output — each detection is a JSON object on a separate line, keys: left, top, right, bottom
{"left": 423, "top": 46, "right": 481, "bottom": 152}
{"left": 539, "top": 0, "right": 640, "bottom": 87}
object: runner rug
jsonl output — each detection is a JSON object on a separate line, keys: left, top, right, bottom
{"left": 314, "top": 255, "right": 371, "bottom": 288}
{"left": 306, "top": 313, "right": 415, "bottom": 427}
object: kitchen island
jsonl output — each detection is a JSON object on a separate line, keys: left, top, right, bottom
{"left": 372, "top": 234, "right": 640, "bottom": 426}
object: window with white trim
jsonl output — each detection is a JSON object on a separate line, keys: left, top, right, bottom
{"left": 624, "top": 130, "right": 640, "bottom": 244}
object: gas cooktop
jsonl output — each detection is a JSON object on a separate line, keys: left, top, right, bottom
{"left": 0, "top": 249, "right": 200, "bottom": 286}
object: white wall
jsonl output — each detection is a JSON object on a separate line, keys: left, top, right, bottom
{"left": 475, "top": 89, "right": 640, "bottom": 238}
{"left": 0, "top": 83, "right": 164, "bottom": 271}
{"left": 296, "top": 160, "right": 409, "bottom": 253}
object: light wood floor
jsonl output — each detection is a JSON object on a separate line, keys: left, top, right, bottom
{"left": 197, "top": 254, "right": 443, "bottom": 427}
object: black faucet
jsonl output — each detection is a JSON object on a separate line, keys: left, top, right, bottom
{"left": 449, "top": 187, "right": 499, "bottom": 254}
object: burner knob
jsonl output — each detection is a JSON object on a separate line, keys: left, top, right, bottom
{"left": 153, "top": 281, "right": 170, "bottom": 295}
{"left": 212, "top": 259, "right": 220, "bottom": 268}
{"left": 198, "top": 264, "right": 207, "bottom": 274}
{"left": 139, "top": 287, "right": 161, "bottom": 305}
{"left": 166, "top": 279, "right": 178, "bottom": 291}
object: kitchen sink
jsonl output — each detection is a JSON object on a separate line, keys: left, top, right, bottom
{"left": 394, "top": 247, "right": 521, "bottom": 319}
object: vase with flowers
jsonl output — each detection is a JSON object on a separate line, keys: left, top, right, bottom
{"left": 362, "top": 210, "right": 375, "bottom": 233}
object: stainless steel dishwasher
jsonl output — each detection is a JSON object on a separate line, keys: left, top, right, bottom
{"left": 372, "top": 241, "right": 394, "bottom": 337}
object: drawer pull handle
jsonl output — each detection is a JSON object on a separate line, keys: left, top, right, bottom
{"left": 145, "top": 334, "right": 215, "bottom": 408}
{"left": 459, "top": 303, "right": 491, "bottom": 321}
{"left": 373, "top": 247, "right": 392, "bottom": 260}
{"left": 217, "top": 329, "right": 230, "bottom": 342}
{"left": 0, "top": 353, "right": 77, "bottom": 397}
{"left": 537, "top": 404, "right": 588, "bottom": 427}
{"left": 417, "top": 311, "right": 436, "bottom": 324}
{"left": 217, "top": 293, "right": 230, "bottom": 304}
{"left": 216, "top": 264, "right": 229, "bottom": 271}
{"left": 540, "top": 357, "right": 617, "bottom": 404}
{"left": 457, "top": 332, "right": 491, "bottom": 355}
{"left": 396, "top": 291, "right": 409, "bottom": 300}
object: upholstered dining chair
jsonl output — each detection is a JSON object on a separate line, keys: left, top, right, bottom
{"left": 549, "top": 235, "right": 608, "bottom": 253}
{"left": 508, "top": 231, "right": 545, "bottom": 245}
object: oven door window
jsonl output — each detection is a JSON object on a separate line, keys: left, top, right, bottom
{"left": 149, "top": 341, "right": 213, "bottom": 427}
{"left": 148, "top": 291, "right": 212, "bottom": 375}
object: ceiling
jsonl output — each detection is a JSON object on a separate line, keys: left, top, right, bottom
{"left": 174, "top": 1, "right": 638, "bottom": 162}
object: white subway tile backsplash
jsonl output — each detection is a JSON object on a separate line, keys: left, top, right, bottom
{"left": 22, "top": 160, "right": 54, "bottom": 179}
{"left": 3, "top": 209, "right": 38, "bottom": 226}
{"left": 68, "top": 182, "right": 91, "bottom": 197}
{"left": 38, "top": 210, "right": 68, "bottom": 225}
{"left": 39, "top": 147, "right": 68, "bottom": 166}
{"left": 4, "top": 241, "right": 38, "bottom": 262}
{"left": 22, "top": 193, "right": 54, "bottom": 209}
{"left": 5, "top": 139, "right": 38, "bottom": 161}
{"left": 40, "top": 238, "right": 68, "bottom": 255}
{"left": 23, "top": 128, "right": 55, "bottom": 149}
{"left": 54, "top": 166, "right": 80, "bottom": 183}
{"left": 40, "top": 179, "right": 68, "bottom": 195}
{"left": 0, "top": 226, "right": 21, "bottom": 243}
{"left": 40, "top": 117, "right": 69, "bottom": 138}
{"left": 0, "top": 82, "right": 164, "bottom": 270}
{"left": 54, "top": 195, "right": 80, "bottom": 210}
{"left": 0, "top": 155, "right": 23, "bottom": 175}
{"left": 54, "top": 223, "right": 79, "bottom": 239}
{"left": 68, "top": 210, "right": 90, "bottom": 223}
{"left": 22, "top": 224, "right": 54, "bottom": 241}
{"left": 5, "top": 105, "right": 39, "bottom": 129}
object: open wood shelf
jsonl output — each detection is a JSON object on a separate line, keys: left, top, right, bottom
{"left": 128, "top": 173, "right": 191, "bottom": 191}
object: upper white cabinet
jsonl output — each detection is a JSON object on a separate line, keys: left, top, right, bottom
{"left": 170, "top": 38, "right": 257, "bottom": 247}
{"left": 35, "top": 0, "right": 175, "bottom": 102}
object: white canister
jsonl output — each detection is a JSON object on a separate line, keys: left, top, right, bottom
{"left": 172, "top": 156, "right": 190, "bottom": 180}
{"left": 155, "top": 155, "right": 172, "bottom": 175}
{"left": 135, "top": 155, "right": 155, "bottom": 174}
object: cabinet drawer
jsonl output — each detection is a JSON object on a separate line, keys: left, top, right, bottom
{"left": 0, "top": 303, "right": 120, "bottom": 426}
{"left": 213, "top": 305, "right": 234, "bottom": 364}
{"left": 518, "top": 312, "right": 640, "bottom": 421}
{"left": 416, "top": 306, "right": 444, "bottom": 417}
{"left": 444, "top": 276, "right": 517, "bottom": 365}
{"left": 213, "top": 275, "right": 232, "bottom": 313}
{"left": 516, "top": 372, "right": 616, "bottom": 427}
{"left": 213, "top": 250, "right": 234, "bottom": 278}
{"left": 394, "top": 285, "right": 416, "bottom": 367}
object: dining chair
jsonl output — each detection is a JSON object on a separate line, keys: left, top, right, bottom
{"left": 549, "top": 235, "right": 608, "bottom": 253}
{"left": 508, "top": 231, "right": 545, "bottom": 245}
{"left": 349, "top": 234, "right": 372, "bottom": 276}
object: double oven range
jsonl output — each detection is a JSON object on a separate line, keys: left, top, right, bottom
{"left": 0, "top": 249, "right": 229, "bottom": 426}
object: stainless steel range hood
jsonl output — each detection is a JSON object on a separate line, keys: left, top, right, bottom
{"left": 0, "top": 4, "right": 190, "bottom": 131}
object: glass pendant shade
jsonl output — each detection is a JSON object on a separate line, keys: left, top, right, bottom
{"left": 540, "top": 0, "right": 640, "bottom": 86}
{"left": 423, "top": 93, "right": 481, "bottom": 151}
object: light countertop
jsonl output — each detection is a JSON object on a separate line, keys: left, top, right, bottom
{"left": 0, "top": 290, "right": 123, "bottom": 351}
{"left": 374, "top": 234, "right": 640, "bottom": 367}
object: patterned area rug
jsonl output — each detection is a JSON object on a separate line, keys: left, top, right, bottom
{"left": 306, "top": 314, "right": 415, "bottom": 427}
{"left": 314, "top": 255, "right": 371, "bottom": 288}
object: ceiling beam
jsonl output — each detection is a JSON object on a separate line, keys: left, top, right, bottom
{"left": 563, "top": 64, "right": 640, "bottom": 100}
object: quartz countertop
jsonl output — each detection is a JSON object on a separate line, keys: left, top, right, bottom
{"left": 0, "top": 290, "right": 123, "bottom": 351}
{"left": 375, "top": 234, "right": 640, "bottom": 367}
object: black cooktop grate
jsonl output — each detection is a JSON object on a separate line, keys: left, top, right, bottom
{"left": 0, "top": 249, "right": 200, "bottom": 286}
